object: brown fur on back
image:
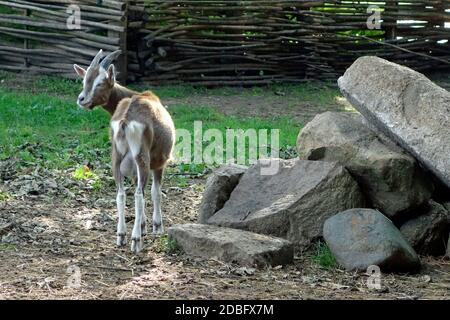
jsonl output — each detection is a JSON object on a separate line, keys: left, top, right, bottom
{"left": 111, "top": 91, "right": 175, "bottom": 171}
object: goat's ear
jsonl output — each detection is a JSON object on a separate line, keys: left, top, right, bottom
{"left": 73, "top": 64, "right": 86, "bottom": 78}
{"left": 106, "top": 64, "right": 116, "bottom": 84}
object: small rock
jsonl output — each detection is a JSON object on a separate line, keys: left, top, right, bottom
{"left": 1, "top": 232, "right": 17, "bottom": 244}
{"left": 0, "top": 222, "right": 13, "bottom": 236}
{"left": 198, "top": 164, "right": 247, "bottom": 223}
{"left": 234, "top": 267, "right": 256, "bottom": 276}
{"left": 168, "top": 223, "right": 294, "bottom": 267}
{"left": 85, "top": 220, "right": 93, "bottom": 230}
{"left": 323, "top": 208, "right": 420, "bottom": 273}
{"left": 44, "top": 178, "right": 58, "bottom": 190}
{"left": 400, "top": 200, "right": 450, "bottom": 256}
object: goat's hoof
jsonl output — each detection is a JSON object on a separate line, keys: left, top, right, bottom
{"left": 152, "top": 224, "right": 164, "bottom": 236}
{"left": 131, "top": 238, "right": 143, "bottom": 254}
{"left": 141, "top": 223, "right": 147, "bottom": 237}
{"left": 117, "top": 234, "right": 127, "bottom": 247}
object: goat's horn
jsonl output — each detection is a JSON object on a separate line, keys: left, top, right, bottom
{"left": 100, "top": 50, "right": 122, "bottom": 69}
{"left": 90, "top": 49, "right": 104, "bottom": 67}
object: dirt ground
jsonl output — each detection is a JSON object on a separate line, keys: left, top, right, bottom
{"left": 1, "top": 174, "right": 449, "bottom": 300}
{"left": 1, "top": 82, "right": 450, "bottom": 300}
{"left": 164, "top": 93, "right": 354, "bottom": 124}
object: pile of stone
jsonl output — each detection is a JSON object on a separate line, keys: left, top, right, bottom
{"left": 169, "top": 56, "right": 450, "bottom": 272}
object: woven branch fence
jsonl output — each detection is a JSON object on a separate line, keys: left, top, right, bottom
{"left": 0, "top": 0, "right": 449, "bottom": 85}
{"left": 0, "top": 0, "right": 145, "bottom": 81}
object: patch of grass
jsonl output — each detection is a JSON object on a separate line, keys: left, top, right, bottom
{"left": 0, "top": 82, "right": 301, "bottom": 171}
{"left": 0, "top": 191, "right": 11, "bottom": 201}
{"left": 1, "top": 72, "right": 351, "bottom": 177}
{"left": 132, "top": 84, "right": 201, "bottom": 98}
{"left": 0, "top": 243, "right": 16, "bottom": 251}
{"left": 170, "top": 175, "right": 189, "bottom": 188}
{"left": 0, "top": 87, "right": 111, "bottom": 169}
{"left": 91, "top": 179, "right": 103, "bottom": 191}
{"left": 312, "top": 240, "right": 337, "bottom": 269}
{"left": 133, "top": 79, "right": 339, "bottom": 104}
{"left": 0, "top": 70, "right": 15, "bottom": 80}
{"left": 73, "top": 165, "right": 96, "bottom": 180}
{"left": 32, "top": 75, "right": 81, "bottom": 97}
{"left": 165, "top": 236, "right": 182, "bottom": 254}
{"left": 155, "top": 235, "right": 183, "bottom": 254}
{"left": 72, "top": 165, "right": 103, "bottom": 190}
{"left": 171, "top": 104, "right": 300, "bottom": 165}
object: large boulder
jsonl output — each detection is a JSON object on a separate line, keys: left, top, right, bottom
{"left": 198, "top": 164, "right": 247, "bottom": 223}
{"left": 207, "top": 159, "right": 365, "bottom": 248}
{"left": 400, "top": 200, "right": 450, "bottom": 256}
{"left": 297, "top": 111, "right": 433, "bottom": 219}
{"left": 338, "top": 56, "right": 450, "bottom": 190}
{"left": 168, "top": 223, "right": 293, "bottom": 267}
{"left": 447, "top": 234, "right": 450, "bottom": 258}
{"left": 323, "top": 208, "right": 421, "bottom": 272}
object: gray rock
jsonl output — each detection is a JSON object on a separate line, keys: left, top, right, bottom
{"left": 207, "top": 159, "right": 365, "bottom": 248}
{"left": 198, "top": 164, "right": 247, "bottom": 224}
{"left": 447, "top": 234, "right": 450, "bottom": 258}
{"left": 168, "top": 223, "right": 293, "bottom": 267}
{"left": 323, "top": 208, "right": 421, "bottom": 272}
{"left": 338, "top": 56, "right": 450, "bottom": 190}
{"left": 297, "top": 111, "right": 433, "bottom": 219}
{"left": 443, "top": 202, "right": 450, "bottom": 213}
{"left": 400, "top": 200, "right": 450, "bottom": 256}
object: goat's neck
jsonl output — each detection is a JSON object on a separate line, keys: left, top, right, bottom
{"left": 103, "top": 83, "right": 138, "bottom": 115}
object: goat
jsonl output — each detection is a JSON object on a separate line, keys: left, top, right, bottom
{"left": 73, "top": 50, "right": 175, "bottom": 253}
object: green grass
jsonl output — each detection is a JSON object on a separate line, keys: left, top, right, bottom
{"left": 312, "top": 240, "right": 337, "bottom": 269}
{"left": 154, "top": 235, "right": 182, "bottom": 254}
{"left": 164, "top": 236, "right": 182, "bottom": 254}
{"left": 0, "top": 85, "right": 300, "bottom": 170}
{"left": 0, "top": 87, "right": 111, "bottom": 168}
{"left": 0, "top": 73, "right": 309, "bottom": 172}
{"left": 138, "top": 81, "right": 339, "bottom": 103}
{"left": 0, "top": 190, "right": 10, "bottom": 201}
{"left": 0, "top": 243, "right": 16, "bottom": 251}
{"left": 0, "top": 71, "right": 348, "bottom": 178}
{"left": 32, "top": 75, "right": 82, "bottom": 97}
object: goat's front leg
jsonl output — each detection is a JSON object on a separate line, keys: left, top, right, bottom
{"left": 152, "top": 168, "right": 164, "bottom": 235}
{"left": 131, "top": 156, "right": 149, "bottom": 254}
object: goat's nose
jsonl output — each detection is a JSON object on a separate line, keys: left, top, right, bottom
{"left": 78, "top": 95, "right": 85, "bottom": 103}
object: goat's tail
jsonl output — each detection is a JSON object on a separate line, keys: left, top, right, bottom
{"left": 116, "top": 118, "right": 128, "bottom": 140}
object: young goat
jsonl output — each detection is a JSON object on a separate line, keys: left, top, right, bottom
{"left": 73, "top": 50, "right": 175, "bottom": 253}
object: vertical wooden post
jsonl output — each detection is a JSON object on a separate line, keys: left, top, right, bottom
{"left": 384, "top": 1, "right": 397, "bottom": 40}
{"left": 436, "top": 1, "right": 446, "bottom": 30}
{"left": 108, "top": 1, "right": 128, "bottom": 83}
{"left": 24, "top": 8, "right": 30, "bottom": 68}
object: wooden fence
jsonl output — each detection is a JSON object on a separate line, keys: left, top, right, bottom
{"left": 1, "top": 1, "right": 449, "bottom": 85}
{"left": 0, "top": 0, "right": 145, "bottom": 81}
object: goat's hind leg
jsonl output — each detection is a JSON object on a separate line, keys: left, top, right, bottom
{"left": 114, "top": 154, "right": 127, "bottom": 247}
{"left": 131, "top": 155, "right": 149, "bottom": 254}
{"left": 152, "top": 168, "right": 164, "bottom": 235}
